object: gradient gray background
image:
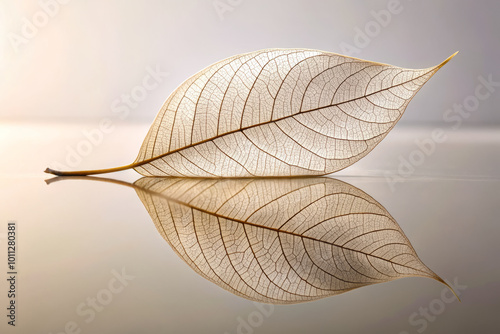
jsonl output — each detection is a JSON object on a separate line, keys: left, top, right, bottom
{"left": 1, "top": 1, "right": 499, "bottom": 334}
{"left": 1, "top": 0, "right": 499, "bottom": 125}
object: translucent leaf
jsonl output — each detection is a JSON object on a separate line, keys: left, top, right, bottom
{"left": 45, "top": 49, "right": 457, "bottom": 177}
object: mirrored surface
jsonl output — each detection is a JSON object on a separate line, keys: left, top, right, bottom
{"left": 0, "top": 122, "right": 499, "bottom": 333}
{"left": 45, "top": 175, "right": 450, "bottom": 305}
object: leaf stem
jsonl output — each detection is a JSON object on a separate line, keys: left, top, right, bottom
{"left": 44, "top": 163, "right": 137, "bottom": 176}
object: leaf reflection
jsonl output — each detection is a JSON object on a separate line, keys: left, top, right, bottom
{"left": 47, "top": 176, "right": 455, "bottom": 304}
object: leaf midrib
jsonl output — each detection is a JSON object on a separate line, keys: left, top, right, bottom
{"left": 134, "top": 67, "right": 435, "bottom": 168}
{"left": 140, "top": 183, "right": 429, "bottom": 275}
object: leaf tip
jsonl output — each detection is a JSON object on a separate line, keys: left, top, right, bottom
{"left": 435, "top": 275, "right": 461, "bottom": 302}
{"left": 436, "top": 51, "right": 459, "bottom": 70}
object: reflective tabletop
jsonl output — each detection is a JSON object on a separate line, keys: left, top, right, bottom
{"left": 1, "top": 122, "right": 498, "bottom": 334}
